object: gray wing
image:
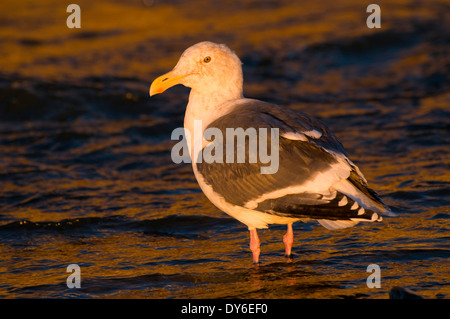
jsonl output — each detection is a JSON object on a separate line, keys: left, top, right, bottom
{"left": 196, "top": 99, "right": 392, "bottom": 224}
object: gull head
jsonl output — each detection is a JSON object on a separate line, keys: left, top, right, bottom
{"left": 150, "top": 41, "right": 243, "bottom": 100}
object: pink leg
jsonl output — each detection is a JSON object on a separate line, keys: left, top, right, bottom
{"left": 283, "top": 223, "right": 294, "bottom": 258}
{"left": 249, "top": 228, "right": 260, "bottom": 264}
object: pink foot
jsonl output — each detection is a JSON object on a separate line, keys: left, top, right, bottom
{"left": 283, "top": 223, "right": 294, "bottom": 258}
{"left": 249, "top": 228, "right": 260, "bottom": 264}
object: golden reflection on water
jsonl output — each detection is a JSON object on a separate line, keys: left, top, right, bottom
{"left": 0, "top": 0, "right": 449, "bottom": 299}
{"left": 0, "top": 0, "right": 444, "bottom": 80}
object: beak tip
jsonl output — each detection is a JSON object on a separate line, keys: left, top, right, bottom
{"left": 149, "top": 86, "right": 159, "bottom": 97}
{"left": 149, "top": 70, "right": 182, "bottom": 98}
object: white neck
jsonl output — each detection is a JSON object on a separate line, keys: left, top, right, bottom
{"left": 183, "top": 87, "right": 243, "bottom": 160}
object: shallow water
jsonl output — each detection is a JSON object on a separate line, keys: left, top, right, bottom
{"left": 0, "top": 0, "right": 449, "bottom": 299}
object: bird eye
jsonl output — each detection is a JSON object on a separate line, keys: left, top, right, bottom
{"left": 203, "top": 56, "right": 212, "bottom": 63}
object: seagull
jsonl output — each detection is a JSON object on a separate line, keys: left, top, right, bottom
{"left": 149, "top": 41, "right": 394, "bottom": 264}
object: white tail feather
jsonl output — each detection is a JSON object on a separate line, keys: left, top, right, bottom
{"left": 317, "top": 219, "right": 359, "bottom": 230}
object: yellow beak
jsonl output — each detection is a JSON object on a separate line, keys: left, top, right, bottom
{"left": 149, "top": 70, "right": 191, "bottom": 96}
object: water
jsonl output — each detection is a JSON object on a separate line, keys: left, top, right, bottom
{"left": 0, "top": 0, "right": 449, "bottom": 299}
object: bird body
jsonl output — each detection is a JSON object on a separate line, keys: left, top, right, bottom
{"left": 150, "top": 41, "right": 394, "bottom": 263}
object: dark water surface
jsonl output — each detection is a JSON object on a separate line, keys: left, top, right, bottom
{"left": 0, "top": 0, "right": 449, "bottom": 298}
